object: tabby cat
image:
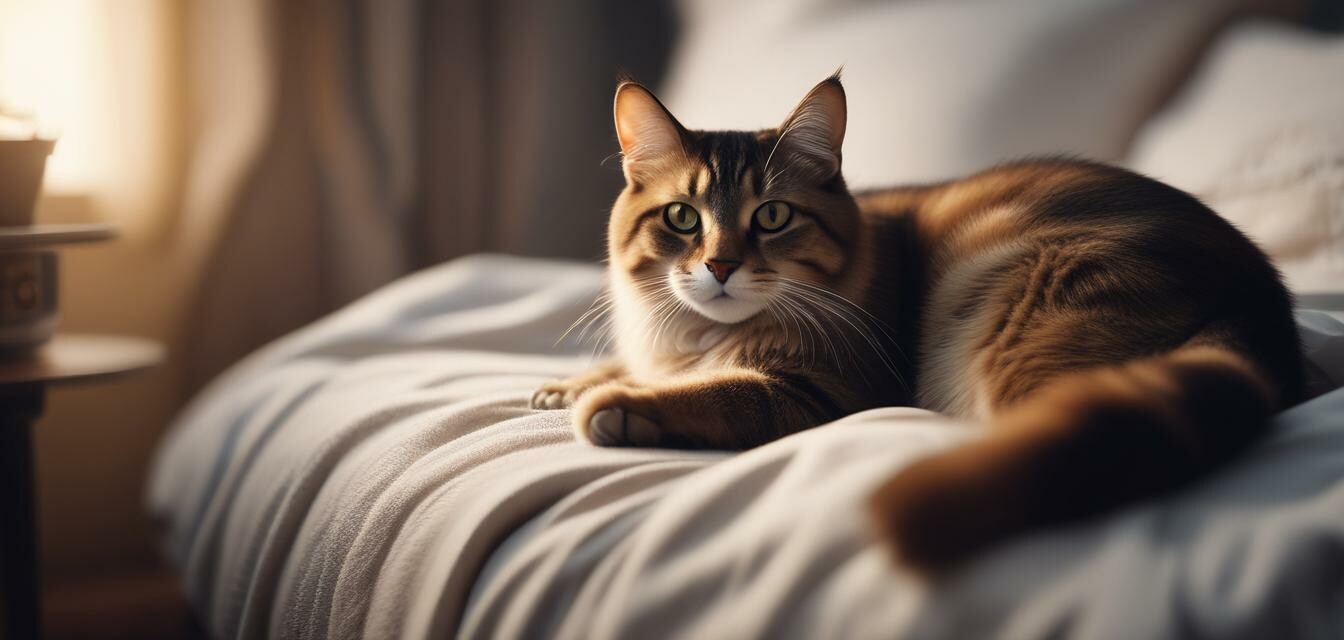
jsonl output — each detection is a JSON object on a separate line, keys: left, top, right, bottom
{"left": 531, "top": 75, "right": 1304, "bottom": 570}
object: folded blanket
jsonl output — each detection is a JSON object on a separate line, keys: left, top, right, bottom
{"left": 148, "top": 254, "right": 1344, "bottom": 639}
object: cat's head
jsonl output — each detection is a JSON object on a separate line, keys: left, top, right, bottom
{"left": 606, "top": 75, "right": 859, "bottom": 326}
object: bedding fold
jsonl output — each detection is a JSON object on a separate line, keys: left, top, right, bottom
{"left": 148, "top": 254, "right": 1344, "bottom": 639}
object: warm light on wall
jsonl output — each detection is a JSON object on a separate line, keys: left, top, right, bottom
{"left": 0, "top": 0, "right": 177, "bottom": 230}
{"left": 0, "top": 0, "right": 100, "bottom": 192}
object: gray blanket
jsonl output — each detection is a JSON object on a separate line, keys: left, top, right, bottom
{"left": 148, "top": 255, "right": 1344, "bottom": 639}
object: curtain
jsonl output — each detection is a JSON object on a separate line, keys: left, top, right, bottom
{"left": 179, "top": 0, "right": 676, "bottom": 389}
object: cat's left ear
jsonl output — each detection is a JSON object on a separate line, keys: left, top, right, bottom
{"left": 614, "top": 81, "right": 688, "bottom": 185}
{"left": 775, "top": 75, "right": 847, "bottom": 181}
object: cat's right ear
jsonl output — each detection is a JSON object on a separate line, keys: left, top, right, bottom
{"left": 774, "top": 75, "right": 847, "bottom": 182}
{"left": 614, "top": 82, "right": 686, "bottom": 184}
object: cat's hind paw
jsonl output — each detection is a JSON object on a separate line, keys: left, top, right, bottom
{"left": 867, "top": 446, "right": 1016, "bottom": 575}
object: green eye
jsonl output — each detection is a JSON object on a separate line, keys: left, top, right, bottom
{"left": 663, "top": 202, "right": 700, "bottom": 233}
{"left": 753, "top": 201, "right": 793, "bottom": 232}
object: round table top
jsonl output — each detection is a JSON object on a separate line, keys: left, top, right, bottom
{"left": 0, "top": 224, "right": 117, "bottom": 250}
{"left": 0, "top": 334, "right": 163, "bottom": 386}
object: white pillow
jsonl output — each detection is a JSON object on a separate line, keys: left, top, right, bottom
{"left": 661, "top": 0, "right": 1259, "bottom": 187}
{"left": 1127, "top": 21, "right": 1344, "bottom": 294}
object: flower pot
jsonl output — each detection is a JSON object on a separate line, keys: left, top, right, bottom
{"left": 0, "top": 138, "right": 57, "bottom": 227}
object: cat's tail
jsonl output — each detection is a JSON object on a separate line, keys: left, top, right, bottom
{"left": 868, "top": 341, "right": 1284, "bottom": 573}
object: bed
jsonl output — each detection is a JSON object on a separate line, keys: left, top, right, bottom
{"left": 148, "top": 9, "right": 1344, "bottom": 640}
{"left": 148, "top": 253, "right": 1344, "bottom": 639}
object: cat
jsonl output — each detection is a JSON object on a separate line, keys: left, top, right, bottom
{"left": 531, "top": 74, "right": 1304, "bottom": 571}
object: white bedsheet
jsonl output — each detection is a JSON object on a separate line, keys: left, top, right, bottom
{"left": 148, "top": 254, "right": 1344, "bottom": 639}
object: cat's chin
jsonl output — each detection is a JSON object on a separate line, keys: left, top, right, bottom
{"left": 686, "top": 295, "right": 765, "bottom": 325}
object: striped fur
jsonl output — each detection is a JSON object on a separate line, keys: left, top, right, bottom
{"left": 532, "top": 76, "right": 1305, "bottom": 570}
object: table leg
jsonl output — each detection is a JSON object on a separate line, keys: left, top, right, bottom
{"left": 1, "top": 383, "right": 44, "bottom": 640}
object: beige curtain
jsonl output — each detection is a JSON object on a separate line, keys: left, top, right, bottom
{"left": 179, "top": 0, "right": 676, "bottom": 389}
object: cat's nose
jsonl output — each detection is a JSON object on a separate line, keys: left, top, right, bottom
{"left": 705, "top": 259, "right": 741, "bottom": 284}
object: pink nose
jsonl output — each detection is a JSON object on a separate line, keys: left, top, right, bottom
{"left": 705, "top": 259, "right": 741, "bottom": 284}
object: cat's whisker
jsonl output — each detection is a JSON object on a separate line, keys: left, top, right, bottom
{"left": 752, "top": 290, "right": 789, "bottom": 339}
{"left": 778, "top": 277, "right": 906, "bottom": 359}
{"left": 572, "top": 299, "right": 617, "bottom": 346}
{"left": 558, "top": 294, "right": 615, "bottom": 347}
{"left": 635, "top": 294, "right": 676, "bottom": 332}
{"left": 777, "top": 292, "right": 842, "bottom": 372}
{"left": 780, "top": 283, "right": 905, "bottom": 387}
{"left": 636, "top": 291, "right": 683, "bottom": 349}
{"left": 758, "top": 296, "right": 792, "bottom": 345}
{"left": 560, "top": 308, "right": 613, "bottom": 348}
{"left": 588, "top": 321, "right": 615, "bottom": 358}
{"left": 761, "top": 301, "right": 787, "bottom": 342}
{"left": 780, "top": 287, "right": 868, "bottom": 363}
{"left": 800, "top": 300, "right": 871, "bottom": 385}
{"left": 650, "top": 299, "right": 688, "bottom": 350}
{"left": 783, "top": 286, "right": 885, "bottom": 352}
{"left": 776, "top": 276, "right": 907, "bottom": 366}
{"left": 591, "top": 318, "right": 619, "bottom": 359}
{"left": 571, "top": 272, "right": 666, "bottom": 348}
{"left": 643, "top": 294, "right": 678, "bottom": 346}
{"left": 764, "top": 298, "right": 799, "bottom": 357}
{"left": 616, "top": 294, "right": 663, "bottom": 352}
{"left": 754, "top": 285, "right": 814, "bottom": 362}
{"left": 767, "top": 297, "right": 819, "bottom": 368}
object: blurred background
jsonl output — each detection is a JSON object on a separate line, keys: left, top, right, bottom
{"left": 0, "top": 0, "right": 1339, "bottom": 637}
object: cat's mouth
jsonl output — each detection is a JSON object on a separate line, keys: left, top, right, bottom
{"left": 667, "top": 270, "right": 767, "bottom": 324}
{"left": 683, "top": 291, "right": 765, "bottom": 324}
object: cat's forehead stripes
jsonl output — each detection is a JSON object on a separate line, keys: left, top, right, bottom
{"left": 692, "top": 132, "right": 766, "bottom": 217}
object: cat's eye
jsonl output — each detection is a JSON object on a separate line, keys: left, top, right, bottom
{"left": 663, "top": 202, "right": 700, "bottom": 233}
{"left": 753, "top": 201, "right": 793, "bottom": 232}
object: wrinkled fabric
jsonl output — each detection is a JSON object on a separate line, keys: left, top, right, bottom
{"left": 149, "top": 255, "right": 1344, "bottom": 639}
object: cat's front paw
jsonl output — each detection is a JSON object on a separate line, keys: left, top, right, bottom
{"left": 530, "top": 379, "right": 589, "bottom": 410}
{"left": 586, "top": 407, "right": 662, "bottom": 447}
{"left": 573, "top": 385, "right": 665, "bottom": 447}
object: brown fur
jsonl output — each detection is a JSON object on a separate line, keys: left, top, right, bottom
{"left": 534, "top": 76, "right": 1304, "bottom": 571}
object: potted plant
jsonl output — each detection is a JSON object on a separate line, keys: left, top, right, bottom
{"left": 0, "top": 106, "right": 55, "bottom": 226}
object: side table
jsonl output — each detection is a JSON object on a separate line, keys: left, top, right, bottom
{"left": 1, "top": 334, "right": 163, "bottom": 640}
